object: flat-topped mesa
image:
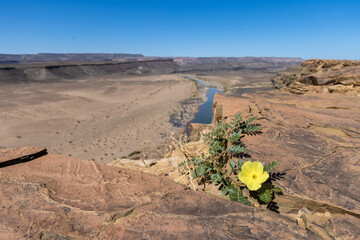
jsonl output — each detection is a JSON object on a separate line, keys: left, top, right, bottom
{"left": 272, "top": 59, "right": 360, "bottom": 95}
{"left": 0, "top": 53, "right": 144, "bottom": 64}
{"left": 0, "top": 59, "right": 178, "bottom": 82}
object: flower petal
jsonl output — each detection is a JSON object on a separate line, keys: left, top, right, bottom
{"left": 247, "top": 180, "right": 262, "bottom": 191}
{"left": 241, "top": 161, "right": 253, "bottom": 173}
{"left": 238, "top": 171, "right": 251, "bottom": 185}
{"left": 257, "top": 171, "right": 269, "bottom": 184}
{"left": 251, "top": 161, "right": 264, "bottom": 175}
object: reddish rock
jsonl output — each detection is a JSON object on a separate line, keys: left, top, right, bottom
{"left": 212, "top": 92, "right": 360, "bottom": 239}
{"left": 300, "top": 59, "right": 360, "bottom": 86}
{"left": 272, "top": 59, "right": 360, "bottom": 95}
{"left": 0, "top": 147, "right": 316, "bottom": 239}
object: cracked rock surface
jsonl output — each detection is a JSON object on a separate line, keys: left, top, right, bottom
{"left": 0, "top": 147, "right": 316, "bottom": 239}
{"left": 212, "top": 92, "right": 360, "bottom": 239}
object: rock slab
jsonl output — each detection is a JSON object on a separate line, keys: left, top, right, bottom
{"left": 0, "top": 147, "right": 316, "bottom": 239}
{"left": 212, "top": 92, "right": 360, "bottom": 239}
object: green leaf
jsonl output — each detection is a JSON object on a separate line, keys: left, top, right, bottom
{"left": 237, "top": 159, "right": 243, "bottom": 169}
{"left": 272, "top": 186, "right": 282, "bottom": 193}
{"left": 246, "top": 116, "right": 258, "bottom": 125}
{"left": 221, "top": 187, "right": 228, "bottom": 195}
{"left": 234, "top": 113, "right": 243, "bottom": 121}
{"left": 243, "top": 124, "right": 261, "bottom": 134}
{"left": 194, "top": 158, "right": 203, "bottom": 165}
{"left": 227, "top": 145, "right": 247, "bottom": 154}
{"left": 228, "top": 134, "right": 240, "bottom": 143}
{"left": 228, "top": 186, "right": 251, "bottom": 205}
{"left": 259, "top": 189, "right": 273, "bottom": 203}
{"left": 210, "top": 173, "right": 222, "bottom": 185}
{"left": 263, "top": 160, "right": 280, "bottom": 172}
{"left": 196, "top": 164, "right": 211, "bottom": 177}
{"left": 229, "top": 161, "right": 236, "bottom": 170}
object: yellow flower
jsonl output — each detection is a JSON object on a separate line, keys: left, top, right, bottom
{"left": 238, "top": 161, "right": 269, "bottom": 191}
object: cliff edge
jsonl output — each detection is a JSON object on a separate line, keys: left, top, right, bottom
{"left": 0, "top": 147, "right": 315, "bottom": 239}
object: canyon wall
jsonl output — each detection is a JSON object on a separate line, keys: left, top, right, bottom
{"left": 0, "top": 59, "right": 178, "bottom": 82}
{"left": 0, "top": 53, "right": 144, "bottom": 64}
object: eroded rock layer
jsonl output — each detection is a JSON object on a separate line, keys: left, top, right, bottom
{"left": 0, "top": 59, "right": 178, "bottom": 82}
{"left": 272, "top": 59, "right": 360, "bottom": 95}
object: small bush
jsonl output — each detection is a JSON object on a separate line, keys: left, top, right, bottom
{"left": 178, "top": 113, "right": 281, "bottom": 206}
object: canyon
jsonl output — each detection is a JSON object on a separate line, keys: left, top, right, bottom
{"left": 1, "top": 56, "right": 359, "bottom": 239}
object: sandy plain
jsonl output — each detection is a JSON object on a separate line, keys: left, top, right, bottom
{"left": 0, "top": 74, "right": 197, "bottom": 163}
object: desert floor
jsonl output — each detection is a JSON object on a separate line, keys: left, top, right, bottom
{"left": 0, "top": 74, "right": 198, "bottom": 163}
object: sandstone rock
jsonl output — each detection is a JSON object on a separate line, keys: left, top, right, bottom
{"left": 211, "top": 92, "right": 360, "bottom": 239}
{"left": 271, "top": 65, "right": 301, "bottom": 89}
{"left": 108, "top": 157, "right": 176, "bottom": 176}
{"left": 272, "top": 59, "right": 360, "bottom": 96}
{"left": 107, "top": 140, "right": 211, "bottom": 188}
{"left": 0, "top": 147, "right": 316, "bottom": 239}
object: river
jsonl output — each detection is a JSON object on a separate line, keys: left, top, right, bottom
{"left": 184, "top": 77, "right": 272, "bottom": 135}
{"left": 184, "top": 77, "right": 222, "bottom": 134}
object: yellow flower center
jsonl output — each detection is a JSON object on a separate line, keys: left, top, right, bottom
{"left": 252, "top": 174, "right": 257, "bottom": 180}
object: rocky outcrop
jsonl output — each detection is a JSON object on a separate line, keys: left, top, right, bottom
{"left": 0, "top": 59, "right": 178, "bottom": 82}
{"left": 0, "top": 147, "right": 316, "bottom": 239}
{"left": 211, "top": 92, "right": 360, "bottom": 239}
{"left": 271, "top": 65, "right": 301, "bottom": 89}
{"left": 272, "top": 59, "right": 360, "bottom": 95}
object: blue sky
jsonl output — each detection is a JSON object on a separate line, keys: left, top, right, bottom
{"left": 0, "top": 0, "right": 359, "bottom": 59}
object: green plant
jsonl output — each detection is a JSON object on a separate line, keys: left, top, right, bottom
{"left": 178, "top": 113, "right": 281, "bottom": 206}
